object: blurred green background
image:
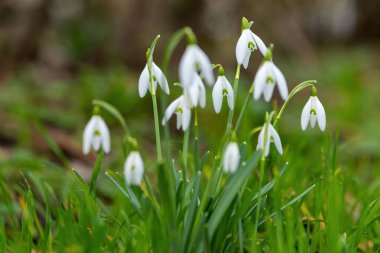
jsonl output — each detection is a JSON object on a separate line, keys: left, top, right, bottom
{"left": 0, "top": 0, "right": 380, "bottom": 220}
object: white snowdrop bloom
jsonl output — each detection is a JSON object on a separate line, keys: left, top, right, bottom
{"left": 253, "top": 61, "right": 288, "bottom": 102}
{"left": 183, "top": 74, "right": 206, "bottom": 108}
{"left": 301, "top": 92, "right": 326, "bottom": 131}
{"left": 162, "top": 95, "right": 192, "bottom": 131}
{"left": 82, "top": 115, "right": 111, "bottom": 155}
{"left": 124, "top": 151, "right": 144, "bottom": 186}
{"left": 257, "top": 123, "right": 283, "bottom": 157}
{"left": 179, "top": 44, "right": 214, "bottom": 88}
{"left": 236, "top": 28, "right": 267, "bottom": 69}
{"left": 212, "top": 69, "right": 234, "bottom": 113}
{"left": 223, "top": 142, "right": 240, "bottom": 173}
{"left": 138, "top": 62, "right": 169, "bottom": 98}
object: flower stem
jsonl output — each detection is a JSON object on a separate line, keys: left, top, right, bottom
{"left": 234, "top": 84, "right": 254, "bottom": 132}
{"left": 252, "top": 114, "right": 270, "bottom": 249}
{"left": 182, "top": 128, "right": 189, "bottom": 178}
{"left": 273, "top": 80, "right": 316, "bottom": 127}
{"left": 225, "top": 64, "right": 241, "bottom": 135}
{"left": 194, "top": 108, "right": 199, "bottom": 172}
{"left": 151, "top": 93, "right": 162, "bottom": 162}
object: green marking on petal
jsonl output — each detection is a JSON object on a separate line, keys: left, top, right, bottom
{"left": 222, "top": 88, "right": 228, "bottom": 96}
{"left": 248, "top": 41, "right": 256, "bottom": 51}
{"left": 310, "top": 109, "right": 317, "bottom": 115}
{"left": 176, "top": 107, "right": 183, "bottom": 114}
{"left": 266, "top": 76, "right": 274, "bottom": 84}
{"left": 94, "top": 129, "right": 101, "bottom": 136}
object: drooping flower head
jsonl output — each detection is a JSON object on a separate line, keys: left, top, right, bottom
{"left": 223, "top": 141, "right": 240, "bottom": 173}
{"left": 183, "top": 73, "right": 206, "bottom": 109}
{"left": 236, "top": 17, "right": 267, "bottom": 69}
{"left": 253, "top": 48, "right": 288, "bottom": 102}
{"left": 301, "top": 87, "right": 326, "bottom": 131}
{"left": 138, "top": 62, "right": 169, "bottom": 98}
{"left": 82, "top": 111, "right": 111, "bottom": 155}
{"left": 257, "top": 122, "right": 283, "bottom": 157}
{"left": 162, "top": 95, "right": 192, "bottom": 131}
{"left": 179, "top": 30, "right": 214, "bottom": 88}
{"left": 212, "top": 66, "right": 234, "bottom": 113}
{"left": 124, "top": 151, "right": 144, "bottom": 186}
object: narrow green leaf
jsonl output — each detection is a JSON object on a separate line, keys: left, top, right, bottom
{"left": 89, "top": 151, "right": 103, "bottom": 194}
{"left": 105, "top": 171, "right": 142, "bottom": 216}
{"left": 259, "top": 183, "right": 316, "bottom": 226}
{"left": 208, "top": 151, "right": 261, "bottom": 238}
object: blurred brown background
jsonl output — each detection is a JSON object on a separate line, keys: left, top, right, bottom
{"left": 1, "top": 0, "right": 379, "bottom": 76}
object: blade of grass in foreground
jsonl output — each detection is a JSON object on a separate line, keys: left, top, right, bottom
{"left": 259, "top": 183, "right": 316, "bottom": 226}
{"left": 89, "top": 151, "right": 103, "bottom": 194}
{"left": 208, "top": 151, "right": 261, "bottom": 238}
{"left": 105, "top": 170, "right": 142, "bottom": 216}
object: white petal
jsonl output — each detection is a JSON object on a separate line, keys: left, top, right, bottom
{"left": 92, "top": 135, "right": 101, "bottom": 151}
{"left": 301, "top": 97, "right": 312, "bottom": 131}
{"left": 251, "top": 31, "right": 267, "bottom": 56}
{"left": 263, "top": 83, "right": 275, "bottom": 102}
{"left": 193, "top": 45, "right": 214, "bottom": 85}
{"left": 96, "top": 116, "right": 111, "bottom": 154}
{"left": 83, "top": 116, "right": 97, "bottom": 155}
{"left": 271, "top": 63, "right": 288, "bottom": 100}
{"left": 176, "top": 113, "right": 182, "bottom": 129}
{"left": 223, "top": 142, "right": 240, "bottom": 173}
{"left": 256, "top": 126, "right": 265, "bottom": 150}
{"left": 197, "top": 77, "right": 207, "bottom": 108}
{"left": 224, "top": 77, "right": 234, "bottom": 110}
{"left": 179, "top": 46, "right": 196, "bottom": 87}
{"left": 138, "top": 65, "right": 150, "bottom": 98}
{"left": 315, "top": 97, "right": 326, "bottom": 131}
{"left": 212, "top": 77, "right": 223, "bottom": 113}
{"left": 181, "top": 106, "right": 191, "bottom": 131}
{"left": 162, "top": 96, "right": 182, "bottom": 125}
{"left": 153, "top": 63, "right": 170, "bottom": 94}
{"left": 236, "top": 30, "right": 250, "bottom": 67}
{"left": 253, "top": 62, "right": 269, "bottom": 100}
{"left": 310, "top": 115, "right": 317, "bottom": 128}
{"left": 189, "top": 80, "right": 200, "bottom": 107}
{"left": 269, "top": 124, "right": 283, "bottom": 155}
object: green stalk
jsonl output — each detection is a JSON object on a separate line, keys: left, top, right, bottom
{"left": 234, "top": 84, "right": 254, "bottom": 132}
{"left": 150, "top": 88, "right": 162, "bottom": 162}
{"left": 225, "top": 64, "right": 241, "bottom": 135}
{"left": 182, "top": 128, "right": 190, "bottom": 179}
{"left": 194, "top": 108, "right": 199, "bottom": 172}
{"left": 252, "top": 114, "right": 270, "bottom": 250}
{"left": 146, "top": 35, "right": 163, "bottom": 162}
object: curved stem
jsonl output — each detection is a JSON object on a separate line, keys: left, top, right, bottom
{"left": 182, "top": 128, "right": 189, "bottom": 178}
{"left": 273, "top": 80, "right": 316, "bottom": 127}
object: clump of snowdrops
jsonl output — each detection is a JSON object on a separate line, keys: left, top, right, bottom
{"left": 82, "top": 17, "right": 326, "bottom": 252}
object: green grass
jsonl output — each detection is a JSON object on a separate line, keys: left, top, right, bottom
{"left": 0, "top": 43, "right": 380, "bottom": 252}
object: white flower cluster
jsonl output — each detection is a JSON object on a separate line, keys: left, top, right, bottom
{"left": 82, "top": 17, "right": 327, "bottom": 187}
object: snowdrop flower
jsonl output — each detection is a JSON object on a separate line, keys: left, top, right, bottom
{"left": 162, "top": 95, "right": 191, "bottom": 131}
{"left": 223, "top": 142, "right": 240, "bottom": 173}
{"left": 253, "top": 52, "right": 288, "bottom": 102}
{"left": 236, "top": 17, "right": 267, "bottom": 69}
{"left": 179, "top": 42, "right": 214, "bottom": 88}
{"left": 257, "top": 123, "right": 283, "bottom": 157}
{"left": 138, "top": 62, "right": 169, "bottom": 97}
{"left": 212, "top": 66, "right": 234, "bottom": 113}
{"left": 82, "top": 114, "right": 110, "bottom": 155}
{"left": 183, "top": 74, "right": 206, "bottom": 108}
{"left": 301, "top": 87, "right": 326, "bottom": 131}
{"left": 124, "top": 151, "right": 144, "bottom": 186}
